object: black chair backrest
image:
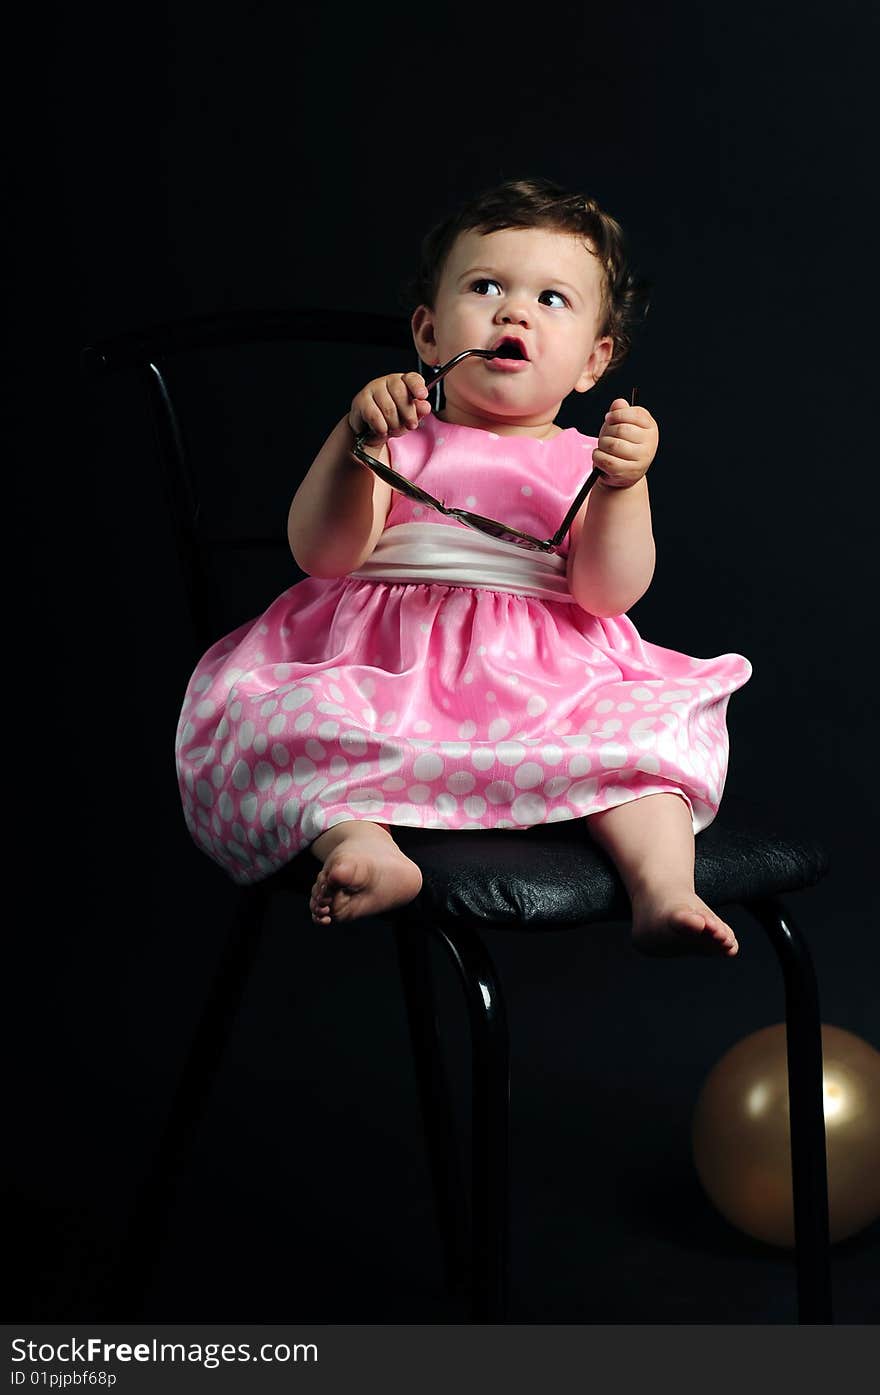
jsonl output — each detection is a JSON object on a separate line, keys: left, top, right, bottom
{"left": 81, "top": 308, "right": 413, "bottom": 651}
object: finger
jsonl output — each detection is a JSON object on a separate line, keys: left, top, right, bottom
{"left": 592, "top": 449, "right": 639, "bottom": 480}
{"left": 604, "top": 405, "right": 653, "bottom": 426}
{"left": 596, "top": 435, "right": 642, "bottom": 462}
{"left": 388, "top": 377, "right": 424, "bottom": 430}
{"left": 373, "top": 385, "right": 406, "bottom": 435}
{"left": 353, "top": 397, "right": 390, "bottom": 440}
{"left": 599, "top": 422, "right": 647, "bottom": 445}
{"left": 401, "top": 371, "right": 429, "bottom": 400}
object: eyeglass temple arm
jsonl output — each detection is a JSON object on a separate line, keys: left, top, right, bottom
{"left": 548, "top": 386, "right": 639, "bottom": 547}
{"left": 354, "top": 350, "right": 497, "bottom": 451}
{"left": 421, "top": 348, "right": 497, "bottom": 392}
{"left": 549, "top": 469, "right": 603, "bottom": 546}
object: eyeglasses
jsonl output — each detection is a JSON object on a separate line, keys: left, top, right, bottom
{"left": 351, "top": 349, "right": 637, "bottom": 554}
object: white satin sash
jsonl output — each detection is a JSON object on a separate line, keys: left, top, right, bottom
{"left": 348, "top": 522, "right": 577, "bottom": 602}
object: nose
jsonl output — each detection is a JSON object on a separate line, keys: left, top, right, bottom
{"left": 495, "top": 297, "right": 531, "bottom": 327}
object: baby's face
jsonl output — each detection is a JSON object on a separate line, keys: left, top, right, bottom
{"left": 413, "top": 225, "right": 613, "bottom": 431}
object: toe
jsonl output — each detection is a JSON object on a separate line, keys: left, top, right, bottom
{"left": 672, "top": 908, "right": 708, "bottom": 933}
{"left": 327, "top": 854, "right": 370, "bottom": 894}
{"left": 708, "top": 915, "right": 737, "bottom": 947}
{"left": 702, "top": 910, "right": 739, "bottom": 955}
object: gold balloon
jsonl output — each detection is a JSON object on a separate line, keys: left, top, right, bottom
{"left": 692, "top": 1023, "right": 880, "bottom": 1247}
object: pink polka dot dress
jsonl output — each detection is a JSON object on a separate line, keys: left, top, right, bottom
{"left": 175, "top": 414, "right": 752, "bottom": 883}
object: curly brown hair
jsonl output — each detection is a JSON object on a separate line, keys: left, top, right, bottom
{"left": 403, "top": 176, "right": 650, "bottom": 374}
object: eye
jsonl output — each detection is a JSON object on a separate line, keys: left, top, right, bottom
{"left": 539, "top": 290, "right": 567, "bottom": 308}
{"left": 470, "top": 278, "right": 502, "bottom": 297}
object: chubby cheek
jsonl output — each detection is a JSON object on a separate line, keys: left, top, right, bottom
{"left": 431, "top": 324, "right": 470, "bottom": 363}
{"left": 446, "top": 302, "right": 490, "bottom": 345}
{"left": 558, "top": 347, "right": 593, "bottom": 390}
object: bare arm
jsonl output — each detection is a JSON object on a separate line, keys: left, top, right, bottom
{"left": 287, "top": 417, "right": 392, "bottom": 578}
{"left": 566, "top": 398, "right": 660, "bottom": 617}
{"left": 287, "top": 369, "right": 431, "bottom": 579}
{"left": 566, "top": 477, "right": 656, "bottom": 617}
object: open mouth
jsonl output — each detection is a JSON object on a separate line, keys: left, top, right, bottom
{"left": 491, "top": 337, "right": 528, "bottom": 360}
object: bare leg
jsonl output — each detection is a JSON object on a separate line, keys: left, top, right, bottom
{"left": 308, "top": 820, "right": 423, "bottom": 925}
{"left": 585, "top": 792, "right": 739, "bottom": 957}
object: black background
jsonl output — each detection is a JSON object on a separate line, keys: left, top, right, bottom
{"left": 8, "top": 1, "right": 879, "bottom": 1324}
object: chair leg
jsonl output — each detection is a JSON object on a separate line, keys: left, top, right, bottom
{"left": 743, "top": 895, "right": 834, "bottom": 1324}
{"left": 426, "top": 919, "right": 511, "bottom": 1323}
{"left": 393, "top": 917, "right": 471, "bottom": 1298}
{"left": 106, "top": 882, "right": 270, "bottom": 1318}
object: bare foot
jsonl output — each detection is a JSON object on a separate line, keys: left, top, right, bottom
{"left": 631, "top": 886, "right": 739, "bottom": 958}
{"left": 309, "top": 833, "right": 423, "bottom": 925}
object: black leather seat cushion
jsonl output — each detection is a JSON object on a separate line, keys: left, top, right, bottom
{"left": 394, "top": 809, "right": 829, "bottom": 930}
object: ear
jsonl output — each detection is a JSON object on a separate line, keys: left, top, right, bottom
{"left": 573, "top": 335, "right": 614, "bottom": 394}
{"left": 411, "top": 304, "right": 440, "bottom": 366}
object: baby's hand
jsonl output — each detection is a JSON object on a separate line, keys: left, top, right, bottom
{"left": 349, "top": 372, "right": 432, "bottom": 443}
{"left": 592, "top": 399, "right": 659, "bottom": 489}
